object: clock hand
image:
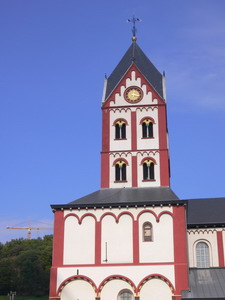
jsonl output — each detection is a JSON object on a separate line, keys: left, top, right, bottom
{"left": 131, "top": 92, "right": 139, "bottom": 97}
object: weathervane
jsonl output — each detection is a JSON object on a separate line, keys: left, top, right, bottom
{"left": 127, "top": 16, "right": 142, "bottom": 41}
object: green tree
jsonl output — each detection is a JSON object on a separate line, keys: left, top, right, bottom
{"left": 16, "top": 250, "right": 47, "bottom": 295}
{"left": 0, "top": 235, "right": 53, "bottom": 296}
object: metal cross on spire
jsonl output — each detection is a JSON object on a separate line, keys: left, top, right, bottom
{"left": 127, "top": 16, "right": 142, "bottom": 41}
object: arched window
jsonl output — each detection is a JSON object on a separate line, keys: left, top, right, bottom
{"left": 115, "top": 160, "right": 127, "bottom": 181}
{"left": 115, "top": 120, "right": 126, "bottom": 139}
{"left": 143, "top": 159, "right": 155, "bottom": 180}
{"left": 196, "top": 241, "right": 210, "bottom": 268}
{"left": 143, "top": 222, "right": 152, "bottom": 241}
{"left": 118, "top": 289, "right": 133, "bottom": 300}
{"left": 142, "top": 119, "right": 153, "bottom": 138}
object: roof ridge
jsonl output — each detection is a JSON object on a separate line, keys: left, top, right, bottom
{"left": 103, "top": 42, "right": 163, "bottom": 101}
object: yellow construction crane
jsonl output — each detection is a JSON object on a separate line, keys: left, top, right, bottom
{"left": 6, "top": 226, "right": 53, "bottom": 240}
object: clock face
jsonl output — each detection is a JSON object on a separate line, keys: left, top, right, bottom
{"left": 124, "top": 86, "right": 143, "bottom": 103}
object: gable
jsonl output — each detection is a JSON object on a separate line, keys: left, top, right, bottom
{"left": 102, "top": 64, "right": 165, "bottom": 108}
{"left": 103, "top": 42, "right": 164, "bottom": 106}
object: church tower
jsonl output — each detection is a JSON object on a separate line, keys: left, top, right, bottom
{"left": 50, "top": 35, "right": 189, "bottom": 300}
{"left": 101, "top": 39, "right": 170, "bottom": 189}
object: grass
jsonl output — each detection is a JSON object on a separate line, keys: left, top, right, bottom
{"left": 0, "top": 296, "right": 48, "bottom": 300}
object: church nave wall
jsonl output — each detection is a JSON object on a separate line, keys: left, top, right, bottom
{"left": 63, "top": 215, "right": 95, "bottom": 265}
{"left": 139, "top": 212, "right": 174, "bottom": 263}
{"left": 187, "top": 228, "right": 225, "bottom": 267}
{"left": 62, "top": 206, "right": 174, "bottom": 265}
{"left": 101, "top": 214, "right": 133, "bottom": 263}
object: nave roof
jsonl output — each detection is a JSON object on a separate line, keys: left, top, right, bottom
{"left": 182, "top": 268, "right": 225, "bottom": 299}
{"left": 51, "top": 187, "right": 183, "bottom": 209}
{"left": 187, "top": 197, "right": 225, "bottom": 228}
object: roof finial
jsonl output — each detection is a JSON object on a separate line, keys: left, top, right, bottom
{"left": 127, "top": 16, "right": 142, "bottom": 41}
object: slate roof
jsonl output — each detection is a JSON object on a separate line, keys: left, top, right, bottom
{"left": 182, "top": 268, "right": 225, "bottom": 299}
{"left": 51, "top": 187, "right": 183, "bottom": 209}
{"left": 51, "top": 189, "right": 225, "bottom": 225}
{"left": 187, "top": 198, "right": 225, "bottom": 228}
{"left": 104, "top": 41, "right": 163, "bottom": 101}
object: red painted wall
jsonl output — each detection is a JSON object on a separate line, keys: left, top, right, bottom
{"left": 101, "top": 153, "right": 109, "bottom": 188}
{"left": 173, "top": 206, "right": 189, "bottom": 295}
{"left": 158, "top": 105, "right": 170, "bottom": 186}
{"left": 132, "top": 156, "right": 137, "bottom": 187}
{"left": 52, "top": 210, "right": 64, "bottom": 267}
{"left": 49, "top": 210, "right": 64, "bottom": 299}
{"left": 217, "top": 231, "right": 225, "bottom": 267}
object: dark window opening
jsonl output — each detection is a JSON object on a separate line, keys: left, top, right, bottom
{"left": 115, "top": 162, "right": 127, "bottom": 181}
{"left": 115, "top": 164, "right": 120, "bottom": 181}
{"left": 115, "top": 122, "right": 126, "bottom": 139}
{"left": 121, "top": 123, "right": 126, "bottom": 139}
{"left": 122, "top": 163, "right": 126, "bottom": 180}
{"left": 115, "top": 124, "right": 120, "bottom": 139}
{"left": 150, "top": 162, "right": 154, "bottom": 179}
{"left": 142, "top": 121, "right": 153, "bottom": 138}
{"left": 143, "top": 161, "right": 155, "bottom": 180}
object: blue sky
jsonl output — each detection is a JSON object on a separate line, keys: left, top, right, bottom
{"left": 0, "top": 0, "right": 225, "bottom": 243}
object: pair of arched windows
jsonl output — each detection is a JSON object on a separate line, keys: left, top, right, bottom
{"left": 143, "top": 159, "right": 155, "bottom": 180}
{"left": 115, "top": 120, "right": 126, "bottom": 139}
{"left": 115, "top": 160, "right": 127, "bottom": 181}
{"left": 114, "top": 118, "right": 154, "bottom": 140}
{"left": 142, "top": 119, "right": 153, "bottom": 138}
{"left": 114, "top": 159, "right": 155, "bottom": 182}
{"left": 196, "top": 241, "right": 210, "bottom": 268}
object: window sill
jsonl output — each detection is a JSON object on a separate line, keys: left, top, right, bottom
{"left": 142, "top": 179, "right": 156, "bottom": 182}
{"left": 114, "top": 180, "right": 128, "bottom": 183}
{"left": 141, "top": 137, "right": 154, "bottom": 139}
{"left": 114, "top": 138, "right": 127, "bottom": 140}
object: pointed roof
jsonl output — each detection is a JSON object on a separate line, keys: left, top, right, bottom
{"left": 104, "top": 42, "right": 163, "bottom": 101}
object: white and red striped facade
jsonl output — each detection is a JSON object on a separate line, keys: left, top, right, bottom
{"left": 49, "top": 42, "right": 225, "bottom": 300}
{"left": 101, "top": 64, "right": 170, "bottom": 189}
{"left": 50, "top": 204, "right": 189, "bottom": 300}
